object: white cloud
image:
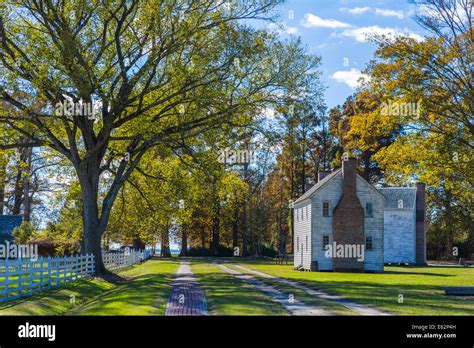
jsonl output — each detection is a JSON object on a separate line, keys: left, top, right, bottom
{"left": 339, "top": 7, "right": 371, "bottom": 15}
{"left": 341, "top": 25, "right": 424, "bottom": 42}
{"left": 340, "top": 7, "right": 405, "bottom": 19}
{"left": 267, "top": 22, "right": 298, "bottom": 35}
{"left": 375, "top": 8, "right": 404, "bottom": 19}
{"left": 301, "top": 13, "right": 351, "bottom": 29}
{"left": 331, "top": 69, "right": 370, "bottom": 89}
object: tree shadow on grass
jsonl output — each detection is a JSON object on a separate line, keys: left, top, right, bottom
{"left": 382, "top": 270, "right": 454, "bottom": 277}
{"left": 197, "top": 271, "right": 288, "bottom": 315}
{"left": 290, "top": 278, "right": 474, "bottom": 315}
{"left": 0, "top": 279, "right": 111, "bottom": 315}
{"left": 71, "top": 273, "right": 175, "bottom": 315}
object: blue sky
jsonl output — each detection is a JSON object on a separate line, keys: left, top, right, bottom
{"left": 266, "top": 0, "right": 427, "bottom": 109}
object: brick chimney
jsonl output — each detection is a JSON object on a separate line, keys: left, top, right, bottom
{"left": 318, "top": 170, "right": 330, "bottom": 182}
{"left": 332, "top": 157, "right": 365, "bottom": 272}
{"left": 415, "top": 182, "right": 427, "bottom": 265}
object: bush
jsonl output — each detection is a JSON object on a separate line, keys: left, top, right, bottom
{"left": 187, "top": 246, "right": 212, "bottom": 257}
{"left": 216, "top": 245, "right": 233, "bottom": 257}
{"left": 260, "top": 244, "right": 279, "bottom": 258}
{"left": 12, "top": 221, "right": 36, "bottom": 244}
{"left": 28, "top": 237, "right": 57, "bottom": 257}
{"left": 187, "top": 245, "right": 234, "bottom": 257}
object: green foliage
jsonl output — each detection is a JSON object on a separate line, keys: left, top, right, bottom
{"left": 12, "top": 221, "right": 36, "bottom": 244}
{"left": 43, "top": 181, "right": 83, "bottom": 255}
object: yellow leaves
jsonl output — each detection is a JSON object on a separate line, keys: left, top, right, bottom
{"left": 345, "top": 106, "right": 399, "bottom": 153}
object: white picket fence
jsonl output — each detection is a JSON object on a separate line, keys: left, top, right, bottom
{"left": 0, "top": 254, "right": 95, "bottom": 303}
{"left": 0, "top": 248, "right": 153, "bottom": 303}
{"left": 103, "top": 249, "right": 152, "bottom": 271}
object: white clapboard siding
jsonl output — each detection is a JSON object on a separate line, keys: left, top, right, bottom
{"left": 383, "top": 210, "right": 416, "bottom": 263}
{"left": 0, "top": 254, "right": 95, "bottom": 303}
{"left": 294, "top": 201, "right": 312, "bottom": 270}
{"left": 312, "top": 174, "right": 343, "bottom": 271}
{"left": 356, "top": 175, "right": 385, "bottom": 272}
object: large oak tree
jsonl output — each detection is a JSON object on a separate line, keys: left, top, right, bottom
{"left": 0, "top": 0, "right": 313, "bottom": 273}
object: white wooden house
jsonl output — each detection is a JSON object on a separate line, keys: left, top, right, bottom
{"left": 292, "top": 158, "right": 427, "bottom": 272}
{"left": 293, "top": 158, "right": 385, "bottom": 272}
{"left": 379, "top": 185, "right": 426, "bottom": 265}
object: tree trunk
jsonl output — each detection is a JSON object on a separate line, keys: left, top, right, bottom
{"left": 241, "top": 201, "right": 248, "bottom": 256}
{"left": 201, "top": 226, "right": 206, "bottom": 248}
{"left": 445, "top": 193, "right": 454, "bottom": 259}
{"left": 232, "top": 207, "right": 239, "bottom": 250}
{"left": 132, "top": 237, "right": 145, "bottom": 251}
{"left": 0, "top": 176, "right": 5, "bottom": 215}
{"left": 12, "top": 163, "right": 23, "bottom": 215}
{"left": 78, "top": 163, "right": 106, "bottom": 274}
{"left": 22, "top": 147, "right": 33, "bottom": 222}
{"left": 279, "top": 216, "right": 286, "bottom": 255}
{"left": 161, "top": 227, "right": 172, "bottom": 257}
{"left": 290, "top": 158, "right": 295, "bottom": 254}
{"left": 179, "top": 228, "right": 188, "bottom": 257}
{"left": 210, "top": 178, "right": 220, "bottom": 255}
{"left": 290, "top": 206, "right": 294, "bottom": 254}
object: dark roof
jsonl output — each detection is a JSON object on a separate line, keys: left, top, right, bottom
{"left": 378, "top": 187, "right": 416, "bottom": 210}
{"left": 0, "top": 215, "right": 23, "bottom": 236}
{"left": 294, "top": 169, "right": 342, "bottom": 204}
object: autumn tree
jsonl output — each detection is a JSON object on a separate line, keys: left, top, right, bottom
{"left": 0, "top": 0, "right": 316, "bottom": 272}
{"left": 361, "top": 0, "right": 473, "bottom": 257}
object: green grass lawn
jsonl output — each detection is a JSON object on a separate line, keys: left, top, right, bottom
{"left": 232, "top": 258, "right": 474, "bottom": 315}
{"left": 191, "top": 260, "right": 288, "bottom": 315}
{"left": 0, "top": 258, "right": 179, "bottom": 316}
{"left": 223, "top": 263, "right": 354, "bottom": 315}
{"left": 2, "top": 256, "right": 471, "bottom": 316}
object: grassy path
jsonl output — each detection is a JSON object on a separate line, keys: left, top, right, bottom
{"left": 191, "top": 259, "right": 288, "bottom": 315}
{"left": 0, "top": 258, "right": 179, "bottom": 316}
{"left": 234, "top": 259, "right": 474, "bottom": 316}
{"left": 223, "top": 263, "right": 354, "bottom": 315}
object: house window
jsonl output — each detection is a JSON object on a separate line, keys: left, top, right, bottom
{"left": 305, "top": 235, "right": 308, "bottom": 251}
{"left": 366, "top": 202, "right": 373, "bottom": 218}
{"left": 366, "top": 236, "right": 373, "bottom": 250}
{"left": 296, "top": 237, "right": 299, "bottom": 252}
{"left": 322, "top": 201, "right": 330, "bottom": 217}
{"left": 323, "top": 235, "right": 329, "bottom": 250}
{"left": 296, "top": 209, "right": 299, "bottom": 222}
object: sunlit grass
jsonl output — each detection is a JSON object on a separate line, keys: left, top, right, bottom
{"left": 234, "top": 259, "right": 474, "bottom": 315}
{"left": 0, "top": 258, "right": 179, "bottom": 316}
{"left": 191, "top": 260, "right": 288, "bottom": 316}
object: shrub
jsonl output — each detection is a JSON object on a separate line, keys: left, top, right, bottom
{"left": 260, "top": 244, "right": 279, "bottom": 258}
{"left": 187, "top": 245, "right": 234, "bottom": 257}
{"left": 12, "top": 221, "right": 36, "bottom": 244}
{"left": 28, "top": 237, "right": 57, "bottom": 257}
{"left": 187, "top": 246, "right": 212, "bottom": 257}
